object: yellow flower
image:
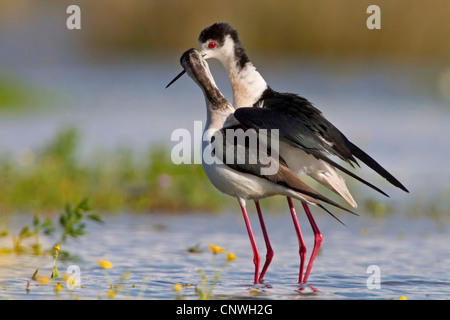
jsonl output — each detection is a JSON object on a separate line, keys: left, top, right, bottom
{"left": 98, "top": 260, "right": 113, "bottom": 269}
{"left": 226, "top": 252, "right": 236, "bottom": 263}
{"left": 107, "top": 290, "right": 115, "bottom": 298}
{"left": 37, "top": 276, "right": 50, "bottom": 285}
{"left": 209, "top": 244, "right": 226, "bottom": 254}
{"left": 54, "top": 244, "right": 60, "bottom": 251}
{"left": 399, "top": 296, "right": 407, "bottom": 300}
{"left": 174, "top": 283, "right": 182, "bottom": 293}
{"left": 56, "top": 282, "right": 63, "bottom": 292}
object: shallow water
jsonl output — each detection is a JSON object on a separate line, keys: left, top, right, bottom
{"left": 1, "top": 211, "right": 448, "bottom": 300}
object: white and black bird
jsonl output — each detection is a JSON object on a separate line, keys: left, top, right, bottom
{"left": 168, "top": 48, "right": 358, "bottom": 285}
{"left": 194, "top": 23, "right": 409, "bottom": 284}
{"left": 167, "top": 24, "right": 408, "bottom": 284}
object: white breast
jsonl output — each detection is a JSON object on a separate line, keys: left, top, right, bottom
{"left": 230, "top": 63, "right": 267, "bottom": 108}
{"left": 201, "top": 130, "right": 286, "bottom": 201}
{"left": 202, "top": 161, "right": 274, "bottom": 200}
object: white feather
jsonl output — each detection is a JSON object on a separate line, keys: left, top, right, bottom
{"left": 201, "top": 133, "right": 316, "bottom": 205}
{"left": 279, "top": 141, "right": 357, "bottom": 208}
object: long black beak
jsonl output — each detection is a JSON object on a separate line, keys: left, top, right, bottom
{"left": 165, "top": 70, "right": 186, "bottom": 88}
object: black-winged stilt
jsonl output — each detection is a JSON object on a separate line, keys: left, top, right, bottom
{"left": 168, "top": 48, "right": 357, "bottom": 285}
{"left": 195, "top": 23, "right": 409, "bottom": 284}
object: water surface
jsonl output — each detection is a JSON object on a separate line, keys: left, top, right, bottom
{"left": 1, "top": 211, "right": 448, "bottom": 300}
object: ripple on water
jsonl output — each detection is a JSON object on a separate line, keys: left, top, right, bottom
{"left": 0, "top": 212, "right": 449, "bottom": 300}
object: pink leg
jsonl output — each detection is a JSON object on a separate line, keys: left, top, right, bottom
{"left": 254, "top": 200, "right": 273, "bottom": 283}
{"left": 239, "top": 202, "right": 260, "bottom": 284}
{"left": 302, "top": 202, "right": 323, "bottom": 284}
{"left": 287, "top": 197, "right": 307, "bottom": 284}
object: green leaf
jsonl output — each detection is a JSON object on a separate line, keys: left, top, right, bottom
{"left": 78, "top": 198, "right": 91, "bottom": 211}
{"left": 88, "top": 213, "right": 103, "bottom": 223}
{"left": 41, "top": 218, "right": 53, "bottom": 228}
{"left": 51, "top": 267, "right": 60, "bottom": 278}
{"left": 19, "top": 226, "right": 32, "bottom": 238}
{"left": 59, "top": 214, "right": 67, "bottom": 227}
{"left": 32, "top": 215, "right": 40, "bottom": 227}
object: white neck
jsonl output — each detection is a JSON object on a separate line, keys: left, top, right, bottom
{"left": 221, "top": 57, "right": 267, "bottom": 109}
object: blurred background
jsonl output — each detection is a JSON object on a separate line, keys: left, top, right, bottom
{"left": 0, "top": 0, "right": 449, "bottom": 216}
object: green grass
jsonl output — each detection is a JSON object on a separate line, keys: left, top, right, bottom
{"left": 0, "top": 127, "right": 228, "bottom": 215}
{"left": 0, "top": 74, "right": 55, "bottom": 113}
{"left": 0, "top": 77, "right": 34, "bottom": 112}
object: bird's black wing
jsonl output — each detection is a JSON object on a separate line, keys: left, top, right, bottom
{"left": 257, "top": 89, "right": 357, "bottom": 164}
{"left": 210, "top": 125, "right": 356, "bottom": 218}
{"left": 239, "top": 88, "right": 408, "bottom": 193}
{"left": 235, "top": 106, "right": 395, "bottom": 197}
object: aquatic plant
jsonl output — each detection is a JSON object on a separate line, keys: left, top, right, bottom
{"left": 195, "top": 244, "right": 236, "bottom": 300}
{"left": 56, "top": 198, "right": 102, "bottom": 244}
{"left": 51, "top": 244, "right": 61, "bottom": 278}
{"left": 0, "top": 198, "right": 102, "bottom": 261}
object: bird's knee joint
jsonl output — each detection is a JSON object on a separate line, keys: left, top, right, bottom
{"left": 315, "top": 233, "right": 323, "bottom": 244}
{"left": 299, "top": 246, "right": 307, "bottom": 257}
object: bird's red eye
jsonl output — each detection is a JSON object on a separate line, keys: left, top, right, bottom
{"left": 208, "top": 42, "right": 216, "bottom": 49}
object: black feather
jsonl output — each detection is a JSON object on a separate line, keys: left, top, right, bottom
{"left": 317, "top": 204, "right": 347, "bottom": 226}
{"left": 242, "top": 87, "right": 408, "bottom": 194}
{"left": 198, "top": 23, "right": 250, "bottom": 69}
{"left": 211, "top": 126, "right": 357, "bottom": 216}
{"left": 234, "top": 107, "right": 390, "bottom": 197}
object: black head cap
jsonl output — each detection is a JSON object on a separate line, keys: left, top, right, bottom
{"left": 198, "top": 22, "right": 240, "bottom": 46}
{"left": 198, "top": 23, "right": 250, "bottom": 69}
